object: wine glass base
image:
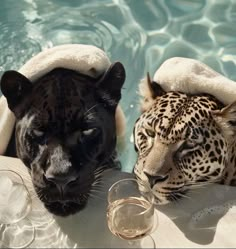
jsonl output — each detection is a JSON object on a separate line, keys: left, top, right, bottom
{"left": 128, "top": 235, "right": 156, "bottom": 248}
{"left": 109, "top": 235, "right": 156, "bottom": 248}
{"left": 0, "top": 218, "right": 35, "bottom": 248}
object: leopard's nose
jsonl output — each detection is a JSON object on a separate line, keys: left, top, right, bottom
{"left": 144, "top": 172, "right": 169, "bottom": 188}
{"left": 43, "top": 172, "right": 79, "bottom": 190}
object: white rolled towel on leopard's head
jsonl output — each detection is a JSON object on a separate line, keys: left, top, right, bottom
{"left": 0, "top": 44, "right": 126, "bottom": 155}
{"left": 153, "top": 57, "right": 236, "bottom": 105}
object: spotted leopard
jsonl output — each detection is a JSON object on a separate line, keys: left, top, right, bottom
{"left": 134, "top": 74, "right": 236, "bottom": 204}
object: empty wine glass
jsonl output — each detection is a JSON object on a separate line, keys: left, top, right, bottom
{"left": 107, "top": 178, "right": 157, "bottom": 248}
{"left": 0, "top": 169, "right": 35, "bottom": 248}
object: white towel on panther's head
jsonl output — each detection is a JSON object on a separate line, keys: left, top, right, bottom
{"left": 0, "top": 44, "right": 125, "bottom": 155}
{"left": 153, "top": 57, "right": 236, "bottom": 105}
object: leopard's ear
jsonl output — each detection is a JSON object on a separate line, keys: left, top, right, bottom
{"left": 139, "top": 73, "right": 165, "bottom": 112}
{"left": 213, "top": 101, "right": 236, "bottom": 138}
{"left": 97, "top": 62, "right": 125, "bottom": 106}
{"left": 0, "top": 70, "right": 32, "bottom": 114}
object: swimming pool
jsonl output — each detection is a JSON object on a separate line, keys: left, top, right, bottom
{"left": 0, "top": 0, "right": 236, "bottom": 172}
{"left": 1, "top": 1, "right": 236, "bottom": 248}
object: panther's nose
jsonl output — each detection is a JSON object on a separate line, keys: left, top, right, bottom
{"left": 43, "top": 172, "right": 78, "bottom": 190}
{"left": 144, "top": 172, "right": 169, "bottom": 188}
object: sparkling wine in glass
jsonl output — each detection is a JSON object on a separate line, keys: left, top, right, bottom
{"left": 107, "top": 178, "right": 157, "bottom": 248}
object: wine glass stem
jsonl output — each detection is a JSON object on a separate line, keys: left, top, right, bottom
{"left": 126, "top": 235, "right": 156, "bottom": 248}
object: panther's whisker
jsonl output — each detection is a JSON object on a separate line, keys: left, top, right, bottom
{"left": 93, "top": 176, "right": 102, "bottom": 181}
{"left": 92, "top": 181, "right": 103, "bottom": 188}
{"left": 94, "top": 174, "right": 102, "bottom": 180}
{"left": 92, "top": 180, "right": 103, "bottom": 187}
{"left": 89, "top": 193, "right": 106, "bottom": 201}
{"left": 94, "top": 166, "right": 113, "bottom": 174}
{"left": 94, "top": 170, "right": 106, "bottom": 176}
{"left": 84, "top": 103, "right": 101, "bottom": 116}
{"left": 92, "top": 185, "right": 102, "bottom": 190}
{"left": 90, "top": 188, "right": 105, "bottom": 194}
{"left": 94, "top": 173, "right": 103, "bottom": 179}
{"left": 93, "top": 180, "right": 102, "bottom": 186}
{"left": 85, "top": 111, "right": 96, "bottom": 120}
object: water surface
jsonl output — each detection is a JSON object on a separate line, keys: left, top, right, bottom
{"left": 0, "top": 0, "right": 236, "bottom": 172}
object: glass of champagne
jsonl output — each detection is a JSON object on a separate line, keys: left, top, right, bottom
{"left": 0, "top": 169, "right": 35, "bottom": 248}
{"left": 107, "top": 178, "right": 157, "bottom": 248}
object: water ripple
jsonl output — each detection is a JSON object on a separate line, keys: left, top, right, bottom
{"left": 125, "top": 0, "right": 168, "bottom": 30}
{"left": 0, "top": 23, "right": 43, "bottom": 75}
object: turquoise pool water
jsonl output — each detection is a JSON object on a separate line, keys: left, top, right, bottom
{"left": 0, "top": 0, "right": 236, "bottom": 172}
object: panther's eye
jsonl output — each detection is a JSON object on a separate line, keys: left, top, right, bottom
{"left": 31, "top": 129, "right": 47, "bottom": 145}
{"left": 82, "top": 128, "right": 99, "bottom": 137}
{"left": 146, "top": 129, "right": 155, "bottom": 138}
{"left": 32, "top": 129, "right": 44, "bottom": 137}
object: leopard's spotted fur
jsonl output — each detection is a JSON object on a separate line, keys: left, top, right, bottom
{"left": 134, "top": 76, "right": 236, "bottom": 204}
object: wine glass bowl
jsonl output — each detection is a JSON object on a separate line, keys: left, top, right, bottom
{"left": 0, "top": 170, "right": 32, "bottom": 224}
{"left": 107, "top": 178, "right": 157, "bottom": 247}
{"left": 0, "top": 169, "right": 35, "bottom": 248}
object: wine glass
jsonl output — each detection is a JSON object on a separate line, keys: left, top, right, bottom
{"left": 0, "top": 169, "right": 35, "bottom": 248}
{"left": 107, "top": 178, "right": 157, "bottom": 248}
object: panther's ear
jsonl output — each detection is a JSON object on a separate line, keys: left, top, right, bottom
{"left": 213, "top": 101, "right": 236, "bottom": 138}
{"left": 139, "top": 73, "right": 165, "bottom": 112}
{"left": 0, "top": 70, "right": 33, "bottom": 114}
{"left": 97, "top": 62, "right": 125, "bottom": 106}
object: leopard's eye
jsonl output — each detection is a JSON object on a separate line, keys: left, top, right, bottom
{"left": 146, "top": 129, "right": 155, "bottom": 138}
{"left": 182, "top": 140, "right": 198, "bottom": 150}
{"left": 176, "top": 140, "right": 199, "bottom": 159}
